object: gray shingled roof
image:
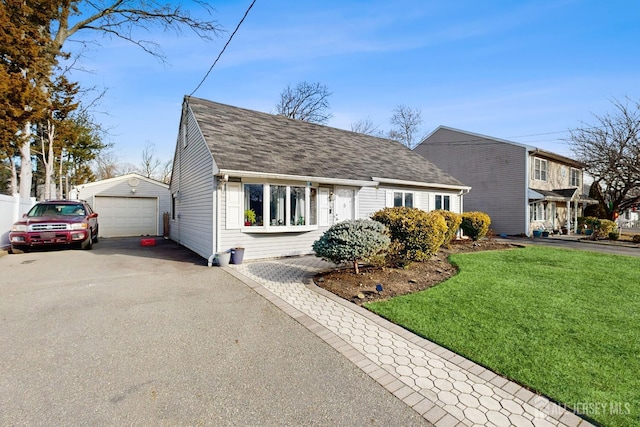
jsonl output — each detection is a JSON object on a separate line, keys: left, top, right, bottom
{"left": 186, "top": 97, "right": 465, "bottom": 187}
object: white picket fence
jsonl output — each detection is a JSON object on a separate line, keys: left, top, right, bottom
{"left": 0, "top": 194, "right": 35, "bottom": 250}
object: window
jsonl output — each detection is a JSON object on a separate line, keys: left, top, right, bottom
{"left": 270, "top": 185, "right": 286, "bottom": 226}
{"left": 534, "top": 158, "right": 548, "bottom": 181}
{"left": 393, "top": 191, "right": 414, "bottom": 208}
{"left": 171, "top": 195, "right": 176, "bottom": 220}
{"left": 181, "top": 119, "right": 188, "bottom": 148}
{"left": 530, "top": 202, "right": 547, "bottom": 221}
{"left": 290, "top": 186, "right": 306, "bottom": 225}
{"left": 570, "top": 168, "right": 580, "bottom": 187}
{"left": 244, "top": 184, "right": 264, "bottom": 226}
{"left": 240, "top": 183, "right": 318, "bottom": 231}
{"left": 435, "top": 195, "right": 451, "bottom": 211}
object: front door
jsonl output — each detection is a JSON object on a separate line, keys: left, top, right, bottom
{"left": 334, "top": 187, "right": 354, "bottom": 223}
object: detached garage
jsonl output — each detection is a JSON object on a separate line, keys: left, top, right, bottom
{"left": 76, "top": 173, "right": 170, "bottom": 238}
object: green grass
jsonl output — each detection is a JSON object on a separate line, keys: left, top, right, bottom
{"left": 365, "top": 246, "right": 640, "bottom": 427}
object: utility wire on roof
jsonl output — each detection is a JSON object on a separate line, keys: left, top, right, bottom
{"left": 189, "top": 0, "right": 257, "bottom": 97}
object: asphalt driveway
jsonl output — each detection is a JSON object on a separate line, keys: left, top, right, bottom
{"left": 0, "top": 238, "right": 428, "bottom": 426}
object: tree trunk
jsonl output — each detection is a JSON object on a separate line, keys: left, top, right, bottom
{"left": 9, "top": 157, "right": 18, "bottom": 196}
{"left": 19, "top": 123, "right": 32, "bottom": 201}
{"left": 42, "top": 120, "right": 55, "bottom": 200}
{"left": 353, "top": 260, "right": 359, "bottom": 275}
{"left": 59, "top": 149, "right": 64, "bottom": 199}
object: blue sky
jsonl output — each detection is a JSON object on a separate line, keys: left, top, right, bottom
{"left": 67, "top": 0, "right": 640, "bottom": 166}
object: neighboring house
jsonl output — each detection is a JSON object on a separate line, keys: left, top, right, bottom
{"left": 414, "top": 126, "right": 596, "bottom": 236}
{"left": 619, "top": 205, "right": 640, "bottom": 229}
{"left": 169, "top": 97, "right": 471, "bottom": 261}
{"left": 75, "top": 173, "right": 170, "bottom": 238}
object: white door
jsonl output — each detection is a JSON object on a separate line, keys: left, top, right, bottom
{"left": 334, "top": 188, "right": 354, "bottom": 223}
{"left": 95, "top": 196, "right": 158, "bottom": 237}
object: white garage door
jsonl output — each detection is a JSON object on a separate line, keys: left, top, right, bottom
{"left": 95, "top": 196, "right": 158, "bottom": 237}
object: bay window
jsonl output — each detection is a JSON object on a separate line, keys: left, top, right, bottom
{"left": 242, "top": 183, "right": 318, "bottom": 231}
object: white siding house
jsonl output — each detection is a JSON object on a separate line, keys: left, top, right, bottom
{"left": 170, "top": 97, "right": 471, "bottom": 262}
{"left": 76, "top": 173, "right": 170, "bottom": 238}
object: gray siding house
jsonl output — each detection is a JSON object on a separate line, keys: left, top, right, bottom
{"left": 414, "top": 126, "right": 595, "bottom": 236}
{"left": 169, "top": 97, "right": 471, "bottom": 262}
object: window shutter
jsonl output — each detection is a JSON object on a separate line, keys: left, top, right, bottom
{"left": 414, "top": 192, "right": 420, "bottom": 210}
{"left": 226, "top": 182, "right": 241, "bottom": 229}
{"left": 319, "top": 188, "right": 330, "bottom": 226}
{"left": 385, "top": 190, "right": 393, "bottom": 208}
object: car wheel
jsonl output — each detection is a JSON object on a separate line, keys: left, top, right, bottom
{"left": 82, "top": 236, "right": 93, "bottom": 250}
{"left": 10, "top": 245, "right": 26, "bottom": 254}
{"left": 92, "top": 227, "right": 99, "bottom": 243}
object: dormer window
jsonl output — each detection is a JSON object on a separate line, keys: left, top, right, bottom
{"left": 534, "top": 158, "right": 548, "bottom": 181}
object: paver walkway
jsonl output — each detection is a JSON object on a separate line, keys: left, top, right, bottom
{"left": 225, "top": 256, "right": 593, "bottom": 427}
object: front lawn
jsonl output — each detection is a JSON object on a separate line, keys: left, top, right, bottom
{"left": 365, "top": 246, "right": 640, "bottom": 427}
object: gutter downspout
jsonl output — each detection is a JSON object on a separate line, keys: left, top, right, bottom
{"left": 524, "top": 150, "right": 530, "bottom": 237}
{"left": 457, "top": 187, "right": 469, "bottom": 238}
{"left": 208, "top": 178, "right": 224, "bottom": 267}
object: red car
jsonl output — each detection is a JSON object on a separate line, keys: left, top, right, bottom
{"left": 9, "top": 200, "right": 99, "bottom": 254}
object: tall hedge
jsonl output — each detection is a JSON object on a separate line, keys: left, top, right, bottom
{"left": 460, "top": 211, "right": 491, "bottom": 241}
{"left": 371, "top": 207, "right": 447, "bottom": 265}
{"left": 312, "top": 219, "right": 390, "bottom": 274}
{"left": 433, "top": 210, "right": 462, "bottom": 247}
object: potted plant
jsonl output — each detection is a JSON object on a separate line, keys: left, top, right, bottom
{"left": 231, "top": 246, "right": 245, "bottom": 264}
{"left": 584, "top": 217, "right": 599, "bottom": 236}
{"left": 532, "top": 226, "right": 543, "bottom": 238}
{"left": 244, "top": 209, "right": 256, "bottom": 226}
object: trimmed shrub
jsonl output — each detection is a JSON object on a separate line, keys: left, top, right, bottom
{"left": 460, "top": 211, "right": 491, "bottom": 241}
{"left": 633, "top": 234, "right": 640, "bottom": 244}
{"left": 609, "top": 231, "right": 620, "bottom": 241}
{"left": 433, "top": 210, "right": 462, "bottom": 247}
{"left": 371, "top": 207, "right": 447, "bottom": 265}
{"left": 597, "top": 219, "right": 617, "bottom": 238}
{"left": 312, "top": 219, "right": 390, "bottom": 274}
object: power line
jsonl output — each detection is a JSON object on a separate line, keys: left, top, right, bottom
{"left": 189, "top": 0, "right": 257, "bottom": 97}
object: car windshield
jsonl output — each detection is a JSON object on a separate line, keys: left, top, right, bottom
{"left": 28, "top": 204, "right": 86, "bottom": 217}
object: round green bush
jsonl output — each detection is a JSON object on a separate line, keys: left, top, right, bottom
{"left": 312, "top": 219, "right": 390, "bottom": 274}
{"left": 371, "top": 207, "right": 447, "bottom": 265}
{"left": 460, "top": 211, "right": 491, "bottom": 241}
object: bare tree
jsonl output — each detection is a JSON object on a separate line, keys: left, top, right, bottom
{"left": 159, "top": 159, "right": 173, "bottom": 184}
{"left": 14, "top": 1, "right": 222, "bottom": 201}
{"left": 388, "top": 105, "right": 423, "bottom": 149}
{"left": 139, "top": 141, "right": 161, "bottom": 179}
{"left": 568, "top": 98, "right": 640, "bottom": 219}
{"left": 52, "top": 2, "right": 222, "bottom": 63}
{"left": 93, "top": 150, "right": 120, "bottom": 180}
{"left": 351, "top": 117, "right": 382, "bottom": 136}
{"left": 275, "top": 81, "right": 332, "bottom": 124}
